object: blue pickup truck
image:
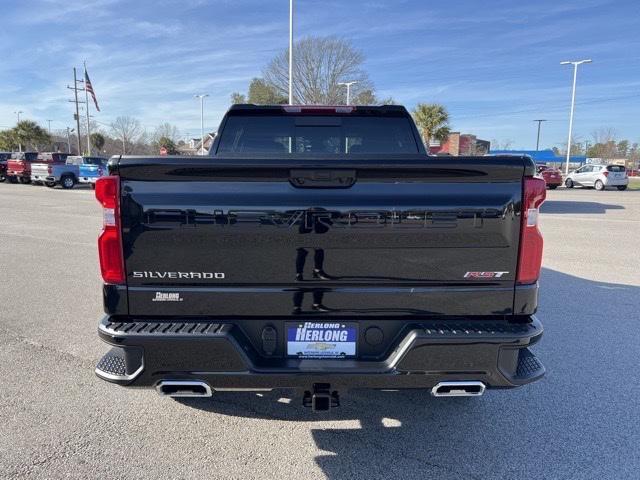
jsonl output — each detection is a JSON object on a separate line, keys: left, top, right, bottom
{"left": 76, "top": 156, "right": 109, "bottom": 187}
{"left": 31, "top": 155, "right": 109, "bottom": 189}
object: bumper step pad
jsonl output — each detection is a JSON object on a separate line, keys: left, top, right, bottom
{"left": 515, "top": 348, "right": 545, "bottom": 381}
{"left": 421, "top": 320, "right": 540, "bottom": 340}
{"left": 101, "top": 320, "right": 226, "bottom": 336}
{"left": 95, "top": 346, "right": 144, "bottom": 382}
{"left": 96, "top": 348, "right": 127, "bottom": 377}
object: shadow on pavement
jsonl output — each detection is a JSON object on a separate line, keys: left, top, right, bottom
{"left": 541, "top": 200, "right": 624, "bottom": 214}
{"left": 176, "top": 268, "right": 640, "bottom": 479}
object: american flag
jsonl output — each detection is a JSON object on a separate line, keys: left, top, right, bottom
{"left": 84, "top": 67, "right": 100, "bottom": 112}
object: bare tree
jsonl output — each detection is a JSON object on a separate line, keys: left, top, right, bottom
{"left": 558, "top": 135, "right": 584, "bottom": 156}
{"left": 110, "top": 116, "right": 142, "bottom": 154}
{"left": 589, "top": 128, "right": 618, "bottom": 159}
{"left": 263, "top": 36, "right": 375, "bottom": 105}
{"left": 153, "top": 122, "right": 180, "bottom": 144}
{"left": 491, "top": 139, "right": 514, "bottom": 150}
{"left": 230, "top": 92, "right": 246, "bottom": 104}
{"left": 591, "top": 127, "right": 617, "bottom": 145}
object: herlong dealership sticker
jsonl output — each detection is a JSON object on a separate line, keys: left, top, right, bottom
{"left": 287, "top": 322, "right": 357, "bottom": 358}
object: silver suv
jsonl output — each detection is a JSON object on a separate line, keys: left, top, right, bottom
{"left": 565, "top": 164, "right": 628, "bottom": 191}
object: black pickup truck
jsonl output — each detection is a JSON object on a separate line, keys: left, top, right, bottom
{"left": 95, "top": 105, "right": 546, "bottom": 411}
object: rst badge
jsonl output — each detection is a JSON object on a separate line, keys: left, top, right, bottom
{"left": 464, "top": 271, "right": 509, "bottom": 279}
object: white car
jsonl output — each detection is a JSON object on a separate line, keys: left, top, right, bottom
{"left": 565, "top": 164, "right": 628, "bottom": 191}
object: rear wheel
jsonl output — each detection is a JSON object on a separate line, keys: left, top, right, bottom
{"left": 594, "top": 180, "right": 605, "bottom": 191}
{"left": 8, "top": 176, "right": 18, "bottom": 184}
{"left": 0, "top": 175, "right": 5, "bottom": 183}
{"left": 45, "top": 181, "right": 56, "bottom": 188}
{"left": 548, "top": 185, "right": 558, "bottom": 190}
{"left": 565, "top": 178, "right": 574, "bottom": 188}
{"left": 61, "top": 175, "right": 76, "bottom": 189}
{"left": 18, "top": 177, "right": 30, "bottom": 184}
{"left": 617, "top": 185, "right": 627, "bottom": 191}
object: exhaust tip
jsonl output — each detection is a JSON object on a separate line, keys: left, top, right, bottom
{"left": 431, "top": 381, "right": 486, "bottom": 397}
{"left": 156, "top": 381, "right": 212, "bottom": 398}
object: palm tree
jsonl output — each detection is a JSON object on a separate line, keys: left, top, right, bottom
{"left": 13, "top": 120, "right": 51, "bottom": 151}
{"left": 412, "top": 103, "right": 451, "bottom": 146}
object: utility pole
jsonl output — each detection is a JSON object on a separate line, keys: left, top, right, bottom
{"left": 14, "top": 111, "right": 23, "bottom": 152}
{"left": 338, "top": 81, "right": 358, "bottom": 105}
{"left": 533, "top": 119, "right": 546, "bottom": 151}
{"left": 560, "top": 59, "right": 592, "bottom": 175}
{"left": 67, "top": 67, "right": 84, "bottom": 154}
{"left": 289, "top": 0, "right": 294, "bottom": 104}
{"left": 194, "top": 94, "right": 209, "bottom": 155}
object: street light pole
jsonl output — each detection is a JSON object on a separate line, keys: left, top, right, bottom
{"left": 14, "top": 111, "right": 23, "bottom": 152}
{"left": 66, "top": 128, "right": 74, "bottom": 153}
{"left": 194, "top": 94, "right": 209, "bottom": 155}
{"left": 560, "top": 59, "right": 591, "bottom": 175}
{"left": 47, "top": 119, "right": 53, "bottom": 151}
{"left": 533, "top": 119, "right": 546, "bottom": 151}
{"left": 289, "top": 0, "right": 294, "bottom": 105}
{"left": 338, "top": 81, "right": 358, "bottom": 105}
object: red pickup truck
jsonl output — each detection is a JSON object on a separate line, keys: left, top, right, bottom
{"left": 6, "top": 152, "right": 38, "bottom": 184}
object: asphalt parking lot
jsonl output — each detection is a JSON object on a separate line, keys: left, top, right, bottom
{"left": 1, "top": 181, "right": 639, "bottom": 479}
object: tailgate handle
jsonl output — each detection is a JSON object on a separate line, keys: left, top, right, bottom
{"left": 289, "top": 169, "right": 356, "bottom": 188}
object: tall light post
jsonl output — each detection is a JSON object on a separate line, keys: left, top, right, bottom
{"left": 66, "top": 127, "right": 74, "bottom": 153}
{"left": 560, "top": 59, "right": 591, "bottom": 175}
{"left": 338, "top": 81, "right": 358, "bottom": 105}
{"left": 289, "top": 0, "right": 294, "bottom": 104}
{"left": 14, "top": 111, "right": 23, "bottom": 152}
{"left": 194, "top": 94, "right": 209, "bottom": 155}
{"left": 46, "top": 119, "right": 53, "bottom": 151}
{"left": 533, "top": 119, "right": 546, "bottom": 151}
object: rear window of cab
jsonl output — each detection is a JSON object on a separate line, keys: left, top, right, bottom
{"left": 217, "top": 115, "right": 420, "bottom": 155}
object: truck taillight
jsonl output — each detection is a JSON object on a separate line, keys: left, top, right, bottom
{"left": 517, "top": 176, "right": 546, "bottom": 285}
{"left": 47, "top": 165, "right": 52, "bottom": 174}
{"left": 95, "top": 176, "right": 125, "bottom": 284}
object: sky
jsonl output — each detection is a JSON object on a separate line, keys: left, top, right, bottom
{"left": 1, "top": 0, "right": 639, "bottom": 150}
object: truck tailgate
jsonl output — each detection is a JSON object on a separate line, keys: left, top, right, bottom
{"left": 115, "top": 155, "right": 533, "bottom": 318}
{"left": 30, "top": 163, "right": 50, "bottom": 178}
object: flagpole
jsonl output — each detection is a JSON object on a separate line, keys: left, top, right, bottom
{"left": 83, "top": 61, "right": 92, "bottom": 155}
